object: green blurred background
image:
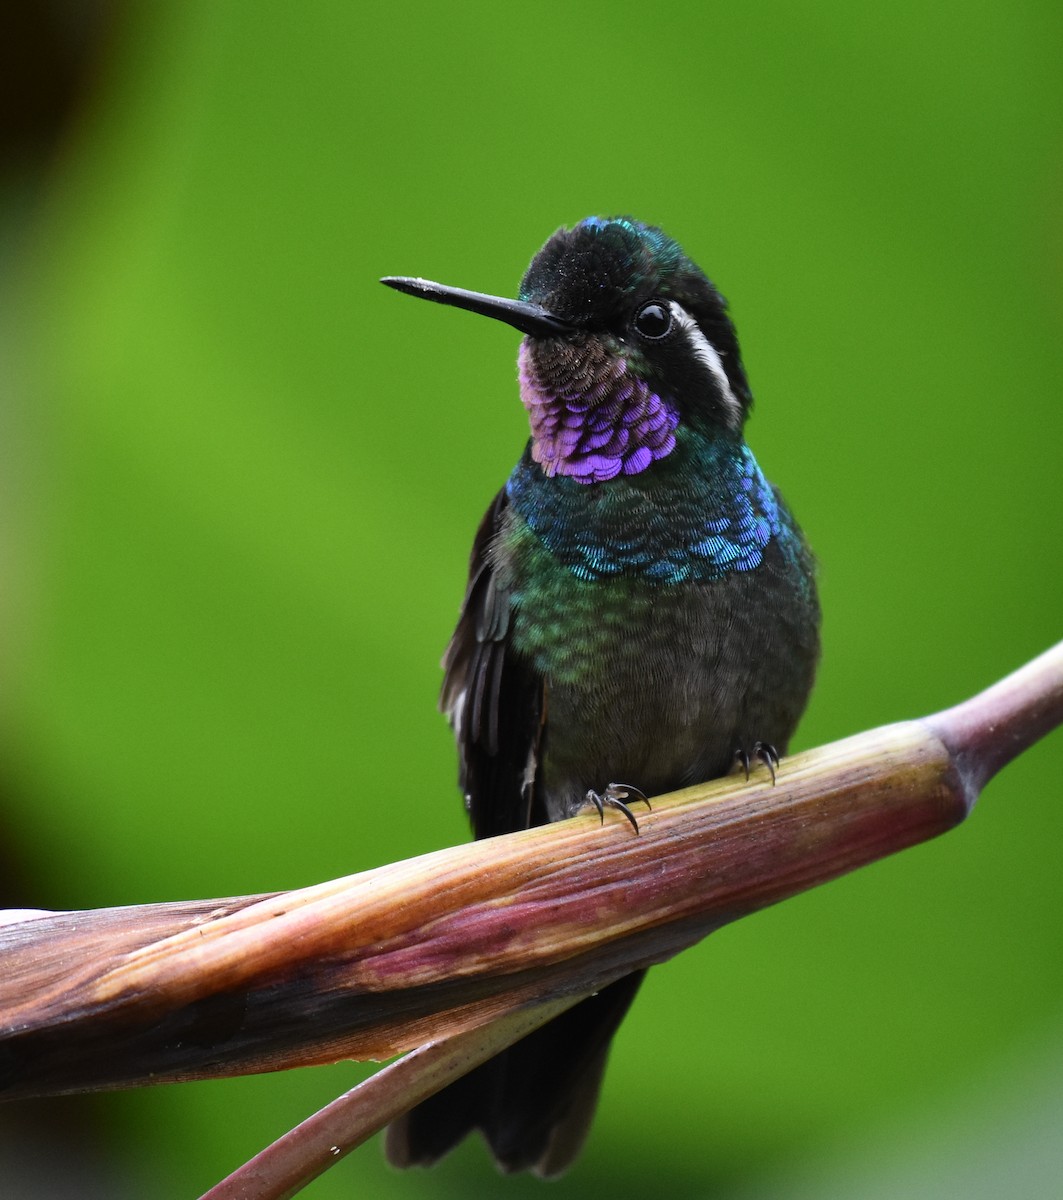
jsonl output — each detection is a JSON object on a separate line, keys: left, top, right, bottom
{"left": 1, "top": 2, "right": 1061, "bottom": 1197}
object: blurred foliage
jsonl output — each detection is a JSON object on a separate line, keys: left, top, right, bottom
{"left": 1, "top": 2, "right": 1061, "bottom": 1197}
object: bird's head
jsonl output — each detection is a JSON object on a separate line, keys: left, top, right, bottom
{"left": 383, "top": 217, "right": 751, "bottom": 484}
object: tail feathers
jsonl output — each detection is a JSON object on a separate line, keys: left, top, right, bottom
{"left": 385, "top": 972, "right": 645, "bottom": 1177}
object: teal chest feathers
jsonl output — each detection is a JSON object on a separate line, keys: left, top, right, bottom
{"left": 497, "top": 432, "right": 811, "bottom": 689}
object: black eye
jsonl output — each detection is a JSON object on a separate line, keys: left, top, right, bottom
{"left": 633, "top": 300, "right": 672, "bottom": 339}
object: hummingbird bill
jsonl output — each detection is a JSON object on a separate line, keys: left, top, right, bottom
{"left": 381, "top": 217, "right": 820, "bottom": 1176}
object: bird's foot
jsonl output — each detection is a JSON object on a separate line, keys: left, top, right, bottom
{"left": 582, "top": 783, "right": 651, "bottom": 834}
{"left": 733, "top": 742, "right": 780, "bottom": 785}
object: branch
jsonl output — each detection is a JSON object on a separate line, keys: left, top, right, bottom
{"left": 1, "top": 642, "right": 1061, "bottom": 1110}
{"left": 199, "top": 995, "right": 582, "bottom": 1200}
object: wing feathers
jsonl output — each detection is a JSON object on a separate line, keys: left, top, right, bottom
{"left": 439, "top": 489, "right": 545, "bottom": 838}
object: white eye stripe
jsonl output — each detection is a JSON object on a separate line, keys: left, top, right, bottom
{"left": 668, "top": 301, "right": 742, "bottom": 430}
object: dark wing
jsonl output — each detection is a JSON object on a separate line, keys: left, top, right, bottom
{"left": 389, "top": 489, "right": 642, "bottom": 1176}
{"left": 439, "top": 488, "right": 545, "bottom": 838}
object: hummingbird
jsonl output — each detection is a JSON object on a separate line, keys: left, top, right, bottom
{"left": 381, "top": 217, "right": 820, "bottom": 1176}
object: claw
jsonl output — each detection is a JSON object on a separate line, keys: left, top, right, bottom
{"left": 734, "top": 743, "right": 780, "bottom": 785}
{"left": 609, "top": 783, "right": 652, "bottom": 811}
{"left": 583, "top": 783, "right": 649, "bottom": 834}
{"left": 733, "top": 748, "right": 751, "bottom": 781}
{"left": 755, "top": 741, "right": 779, "bottom": 785}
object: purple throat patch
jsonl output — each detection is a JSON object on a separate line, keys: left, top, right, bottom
{"left": 518, "top": 341, "right": 678, "bottom": 484}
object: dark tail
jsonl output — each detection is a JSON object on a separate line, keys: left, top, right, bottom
{"left": 385, "top": 971, "right": 644, "bottom": 1178}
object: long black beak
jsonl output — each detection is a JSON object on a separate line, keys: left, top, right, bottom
{"left": 381, "top": 276, "right": 574, "bottom": 338}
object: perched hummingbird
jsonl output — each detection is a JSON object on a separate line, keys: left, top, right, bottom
{"left": 381, "top": 217, "right": 820, "bottom": 1176}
